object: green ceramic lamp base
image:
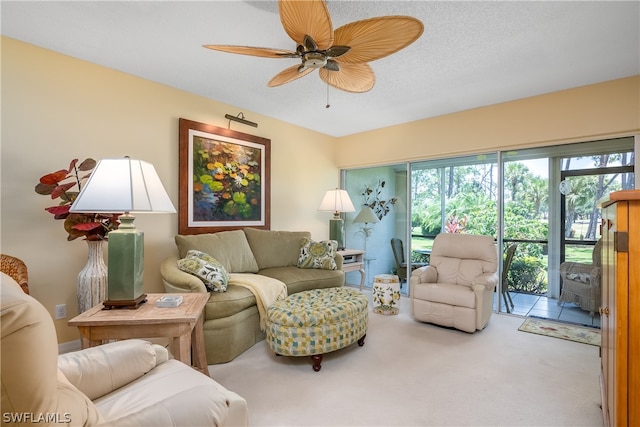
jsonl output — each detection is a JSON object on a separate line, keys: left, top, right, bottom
{"left": 329, "top": 216, "right": 346, "bottom": 250}
{"left": 105, "top": 214, "right": 145, "bottom": 309}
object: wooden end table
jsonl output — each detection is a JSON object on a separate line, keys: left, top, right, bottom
{"left": 68, "top": 293, "right": 209, "bottom": 376}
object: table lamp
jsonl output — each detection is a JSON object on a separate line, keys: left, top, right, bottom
{"left": 353, "top": 205, "right": 379, "bottom": 253}
{"left": 318, "top": 188, "right": 355, "bottom": 250}
{"left": 70, "top": 157, "right": 175, "bottom": 309}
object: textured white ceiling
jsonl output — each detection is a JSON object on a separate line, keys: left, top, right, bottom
{"left": 2, "top": 1, "right": 639, "bottom": 137}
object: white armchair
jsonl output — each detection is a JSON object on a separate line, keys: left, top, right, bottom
{"left": 1, "top": 275, "right": 248, "bottom": 426}
{"left": 409, "top": 233, "right": 498, "bottom": 333}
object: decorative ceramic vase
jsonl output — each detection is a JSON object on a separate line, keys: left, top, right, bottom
{"left": 372, "top": 274, "right": 401, "bottom": 315}
{"left": 77, "top": 240, "right": 107, "bottom": 313}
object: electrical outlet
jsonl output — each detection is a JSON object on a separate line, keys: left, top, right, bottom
{"left": 55, "top": 304, "right": 66, "bottom": 319}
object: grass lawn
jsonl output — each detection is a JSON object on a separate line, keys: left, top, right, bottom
{"left": 411, "top": 235, "right": 595, "bottom": 264}
{"left": 565, "top": 246, "right": 594, "bottom": 264}
{"left": 411, "top": 235, "right": 433, "bottom": 252}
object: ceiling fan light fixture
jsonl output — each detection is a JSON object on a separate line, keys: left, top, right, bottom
{"left": 303, "top": 52, "right": 328, "bottom": 68}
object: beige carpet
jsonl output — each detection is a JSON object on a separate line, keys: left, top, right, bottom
{"left": 209, "top": 290, "right": 603, "bottom": 426}
{"left": 519, "top": 318, "right": 601, "bottom": 346}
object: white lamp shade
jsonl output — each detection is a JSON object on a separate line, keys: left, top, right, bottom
{"left": 318, "top": 189, "right": 355, "bottom": 213}
{"left": 353, "top": 206, "right": 379, "bottom": 224}
{"left": 70, "top": 158, "right": 176, "bottom": 214}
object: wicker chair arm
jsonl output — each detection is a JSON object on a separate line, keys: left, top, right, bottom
{"left": 1, "top": 254, "right": 29, "bottom": 294}
{"left": 559, "top": 261, "right": 593, "bottom": 278}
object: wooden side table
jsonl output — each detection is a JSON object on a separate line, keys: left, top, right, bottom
{"left": 68, "top": 293, "right": 209, "bottom": 376}
{"left": 338, "top": 249, "right": 366, "bottom": 290}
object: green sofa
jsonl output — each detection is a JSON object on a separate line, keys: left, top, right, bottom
{"left": 160, "top": 228, "right": 344, "bottom": 364}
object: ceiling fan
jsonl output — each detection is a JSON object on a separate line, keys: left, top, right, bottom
{"left": 204, "top": 0, "right": 424, "bottom": 93}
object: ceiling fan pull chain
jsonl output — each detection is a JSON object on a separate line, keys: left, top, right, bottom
{"left": 326, "top": 84, "right": 331, "bottom": 109}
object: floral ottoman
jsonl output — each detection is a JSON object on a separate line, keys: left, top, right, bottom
{"left": 266, "top": 287, "right": 368, "bottom": 371}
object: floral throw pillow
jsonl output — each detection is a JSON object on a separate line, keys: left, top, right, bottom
{"left": 177, "top": 250, "right": 229, "bottom": 292}
{"left": 297, "top": 238, "right": 338, "bottom": 270}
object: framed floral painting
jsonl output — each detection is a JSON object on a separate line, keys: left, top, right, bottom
{"left": 178, "top": 118, "right": 271, "bottom": 234}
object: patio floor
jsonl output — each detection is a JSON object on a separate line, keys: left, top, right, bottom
{"left": 494, "top": 291, "right": 601, "bottom": 327}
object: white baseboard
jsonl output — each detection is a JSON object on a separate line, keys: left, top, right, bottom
{"left": 58, "top": 339, "right": 81, "bottom": 354}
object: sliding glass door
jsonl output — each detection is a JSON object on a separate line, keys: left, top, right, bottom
{"left": 500, "top": 137, "right": 634, "bottom": 323}
{"left": 499, "top": 156, "right": 550, "bottom": 315}
{"left": 342, "top": 136, "right": 635, "bottom": 324}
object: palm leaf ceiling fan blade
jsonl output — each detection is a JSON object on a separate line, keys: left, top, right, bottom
{"left": 204, "top": 0, "right": 423, "bottom": 93}
{"left": 203, "top": 45, "right": 298, "bottom": 58}
{"left": 333, "top": 16, "right": 424, "bottom": 64}
{"left": 279, "top": 0, "right": 333, "bottom": 49}
{"left": 268, "top": 65, "right": 314, "bottom": 87}
{"left": 319, "top": 63, "right": 375, "bottom": 93}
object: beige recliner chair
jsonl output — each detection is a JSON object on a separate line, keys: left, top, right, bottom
{"left": 1, "top": 274, "right": 248, "bottom": 426}
{"left": 409, "top": 233, "right": 498, "bottom": 333}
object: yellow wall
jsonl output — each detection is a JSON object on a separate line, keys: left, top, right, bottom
{"left": 337, "top": 76, "right": 640, "bottom": 168}
{"left": 1, "top": 37, "right": 339, "bottom": 343}
{"left": 2, "top": 35, "right": 639, "bottom": 345}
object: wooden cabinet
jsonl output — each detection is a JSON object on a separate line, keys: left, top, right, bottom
{"left": 598, "top": 190, "right": 640, "bottom": 427}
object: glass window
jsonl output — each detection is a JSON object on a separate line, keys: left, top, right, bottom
{"left": 342, "top": 136, "right": 635, "bottom": 325}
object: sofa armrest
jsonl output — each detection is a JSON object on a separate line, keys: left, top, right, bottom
{"left": 160, "top": 256, "right": 208, "bottom": 293}
{"left": 58, "top": 339, "right": 167, "bottom": 400}
{"left": 334, "top": 252, "right": 343, "bottom": 270}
